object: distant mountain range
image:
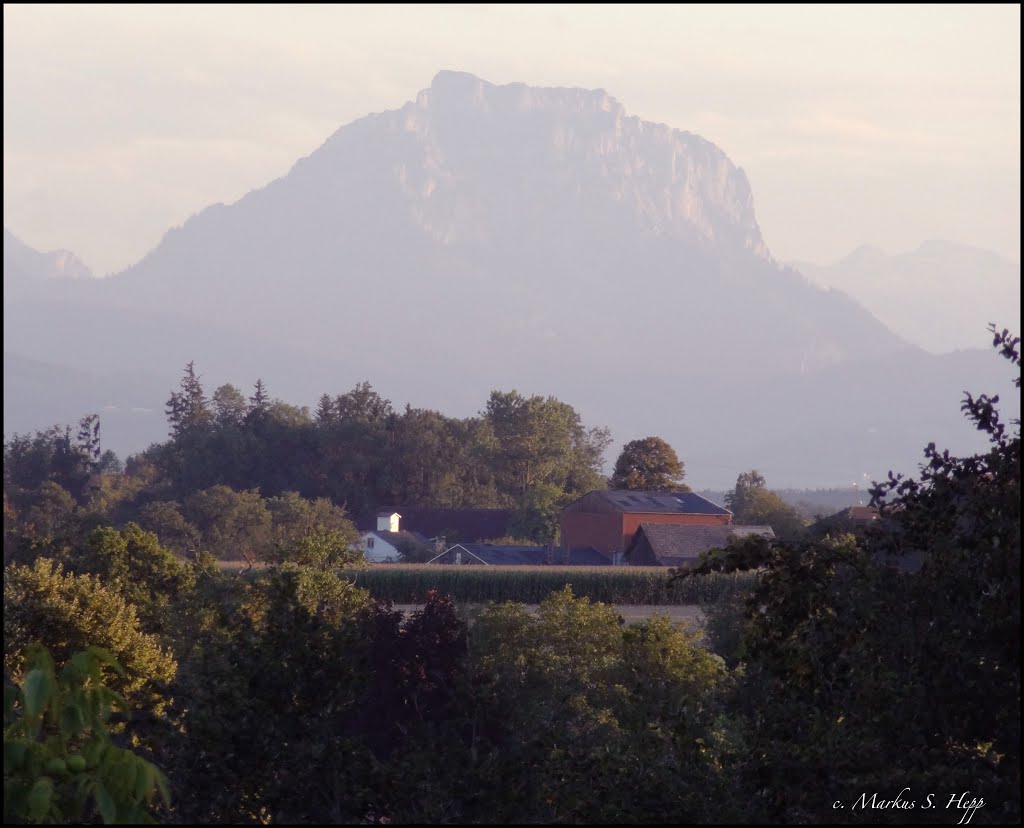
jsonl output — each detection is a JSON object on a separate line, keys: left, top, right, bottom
{"left": 792, "top": 240, "right": 1020, "bottom": 354}
{"left": 4, "top": 228, "right": 95, "bottom": 288}
{"left": 3, "top": 72, "right": 1018, "bottom": 488}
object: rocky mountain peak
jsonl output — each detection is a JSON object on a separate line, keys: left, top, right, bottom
{"left": 421, "top": 70, "right": 625, "bottom": 118}
{"left": 359, "top": 72, "right": 769, "bottom": 257}
{"left": 3, "top": 228, "right": 95, "bottom": 282}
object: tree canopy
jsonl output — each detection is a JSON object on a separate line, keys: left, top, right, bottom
{"left": 725, "top": 469, "right": 804, "bottom": 538}
{"left": 676, "top": 324, "right": 1021, "bottom": 822}
{"left": 610, "top": 436, "right": 689, "bottom": 491}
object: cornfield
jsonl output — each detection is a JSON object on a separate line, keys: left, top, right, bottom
{"left": 339, "top": 565, "right": 759, "bottom": 605}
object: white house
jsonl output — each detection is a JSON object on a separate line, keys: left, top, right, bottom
{"left": 356, "top": 512, "right": 430, "bottom": 563}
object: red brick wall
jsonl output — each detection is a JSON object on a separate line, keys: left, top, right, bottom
{"left": 559, "top": 512, "right": 624, "bottom": 556}
{"left": 561, "top": 510, "right": 732, "bottom": 554}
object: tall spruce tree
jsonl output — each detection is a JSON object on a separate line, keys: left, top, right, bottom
{"left": 166, "top": 362, "right": 211, "bottom": 439}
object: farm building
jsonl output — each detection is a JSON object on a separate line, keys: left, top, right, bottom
{"left": 357, "top": 507, "right": 515, "bottom": 543}
{"left": 625, "top": 523, "right": 775, "bottom": 567}
{"left": 559, "top": 490, "right": 732, "bottom": 559}
{"left": 357, "top": 511, "right": 433, "bottom": 563}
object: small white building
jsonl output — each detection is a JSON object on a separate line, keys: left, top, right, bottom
{"left": 356, "top": 512, "right": 431, "bottom": 563}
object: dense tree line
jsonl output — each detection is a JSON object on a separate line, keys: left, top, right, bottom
{"left": 4, "top": 330, "right": 1019, "bottom": 823}
{"left": 5, "top": 533, "right": 734, "bottom": 823}
{"left": 5, "top": 373, "right": 613, "bottom": 548}
{"left": 151, "top": 371, "right": 612, "bottom": 514}
{"left": 4, "top": 372, "right": 620, "bottom": 560}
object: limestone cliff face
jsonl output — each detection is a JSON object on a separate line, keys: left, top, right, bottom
{"left": 4, "top": 229, "right": 95, "bottom": 282}
{"left": 316, "top": 71, "right": 768, "bottom": 258}
{"left": 104, "top": 69, "right": 906, "bottom": 386}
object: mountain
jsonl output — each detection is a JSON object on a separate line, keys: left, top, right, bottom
{"left": 4, "top": 228, "right": 95, "bottom": 286}
{"left": 94, "top": 70, "right": 909, "bottom": 380}
{"left": 792, "top": 241, "right": 1021, "bottom": 353}
{"left": 4, "top": 72, "right": 1016, "bottom": 487}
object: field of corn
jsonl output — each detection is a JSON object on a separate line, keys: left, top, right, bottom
{"left": 339, "top": 565, "right": 759, "bottom": 605}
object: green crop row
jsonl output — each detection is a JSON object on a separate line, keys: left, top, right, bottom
{"left": 339, "top": 565, "right": 759, "bottom": 605}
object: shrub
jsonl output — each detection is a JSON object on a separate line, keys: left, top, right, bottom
{"left": 3, "top": 644, "right": 170, "bottom": 824}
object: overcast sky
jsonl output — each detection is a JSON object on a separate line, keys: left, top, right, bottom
{"left": 3, "top": 4, "right": 1020, "bottom": 276}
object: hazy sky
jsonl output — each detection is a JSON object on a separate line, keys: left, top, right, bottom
{"left": 3, "top": 4, "right": 1020, "bottom": 275}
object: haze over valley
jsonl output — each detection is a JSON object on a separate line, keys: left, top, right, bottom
{"left": 3, "top": 9, "right": 1020, "bottom": 825}
{"left": 4, "top": 70, "right": 1018, "bottom": 489}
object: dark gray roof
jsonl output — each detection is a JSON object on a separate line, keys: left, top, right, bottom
{"left": 371, "top": 529, "right": 430, "bottom": 546}
{"left": 584, "top": 490, "right": 732, "bottom": 515}
{"left": 447, "top": 544, "right": 549, "bottom": 565}
{"left": 634, "top": 523, "right": 774, "bottom": 564}
{"left": 358, "top": 508, "right": 514, "bottom": 541}
{"left": 565, "top": 547, "right": 612, "bottom": 566}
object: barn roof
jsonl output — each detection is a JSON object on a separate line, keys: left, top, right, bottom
{"left": 565, "top": 547, "right": 613, "bottom": 566}
{"left": 367, "top": 529, "right": 430, "bottom": 547}
{"left": 432, "top": 544, "right": 549, "bottom": 565}
{"left": 567, "top": 490, "right": 732, "bottom": 516}
{"left": 629, "top": 523, "right": 774, "bottom": 566}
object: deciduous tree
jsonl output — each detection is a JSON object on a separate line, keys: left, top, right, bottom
{"left": 610, "top": 436, "right": 688, "bottom": 491}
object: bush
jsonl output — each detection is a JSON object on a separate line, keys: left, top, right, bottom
{"left": 3, "top": 644, "right": 170, "bottom": 824}
{"left": 4, "top": 559, "right": 177, "bottom": 712}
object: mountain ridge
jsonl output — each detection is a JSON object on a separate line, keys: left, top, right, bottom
{"left": 7, "top": 72, "right": 1014, "bottom": 488}
{"left": 792, "top": 240, "right": 1020, "bottom": 353}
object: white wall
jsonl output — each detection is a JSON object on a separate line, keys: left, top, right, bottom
{"left": 357, "top": 531, "right": 401, "bottom": 563}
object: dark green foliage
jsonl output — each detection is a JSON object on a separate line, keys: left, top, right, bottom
{"left": 183, "top": 485, "right": 272, "bottom": 563}
{"left": 5, "top": 339, "right": 1017, "bottom": 824}
{"left": 700, "top": 588, "right": 749, "bottom": 667}
{"left": 164, "top": 362, "right": 211, "bottom": 440}
{"left": 3, "top": 644, "right": 171, "bottom": 824}
{"left": 676, "top": 326, "right": 1021, "bottom": 823}
{"left": 32, "top": 364, "right": 610, "bottom": 513}
{"left": 23, "top": 482, "right": 79, "bottom": 542}
{"left": 135, "top": 500, "right": 200, "bottom": 556}
{"left": 159, "top": 569, "right": 375, "bottom": 823}
{"left": 725, "top": 470, "right": 806, "bottom": 539}
{"left": 4, "top": 421, "right": 101, "bottom": 504}
{"left": 75, "top": 524, "right": 197, "bottom": 632}
{"left": 344, "top": 564, "right": 758, "bottom": 605}
{"left": 104, "top": 367, "right": 613, "bottom": 516}
{"left": 264, "top": 491, "right": 357, "bottom": 550}
{"left": 457, "top": 588, "right": 732, "bottom": 823}
{"left": 95, "top": 450, "right": 123, "bottom": 476}
{"left": 265, "top": 528, "right": 364, "bottom": 570}
{"left": 484, "top": 390, "right": 611, "bottom": 498}
{"left": 246, "top": 378, "right": 269, "bottom": 425}
{"left": 394, "top": 535, "right": 438, "bottom": 563}
{"left": 508, "top": 482, "right": 567, "bottom": 543}
{"left": 210, "top": 383, "right": 248, "bottom": 429}
{"left": 722, "top": 469, "right": 765, "bottom": 513}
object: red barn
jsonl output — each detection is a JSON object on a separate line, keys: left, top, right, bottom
{"left": 559, "top": 490, "right": 732, "bottom": 560}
